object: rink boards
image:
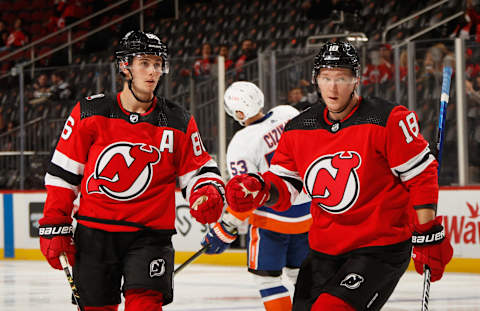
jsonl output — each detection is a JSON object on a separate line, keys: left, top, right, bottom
{"left": 1, "top": 188, "right": 479, "bottom": 273}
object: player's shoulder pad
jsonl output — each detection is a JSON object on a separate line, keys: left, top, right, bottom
{"left": 284, "top": 104, "right": 322, "bottom": 132}
{"left": 156, "top": 98, "right": 191, "bottom": 133}
{"left": 353, "top": 96, "right": 398, "bottom": 127}
{"left": 269, "top": 104, "right": 299, "bottom": 115}
{"left": 79, "top": 93, "right": 112, "bottom": 119}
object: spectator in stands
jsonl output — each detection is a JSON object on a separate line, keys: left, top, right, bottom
{"left": 218, "top": 43, "right": 233, "bottom": 71}
{"left": 193, "top": 42, "right": 214, "bottom": 77}
{"left": 0, "top": 20, "right": 8, "bottom": 51}
{"left": 466, "top": 77, "right": 480, "bottom": 104}
{"left": 57, "top": 0, "right": 84, "bottom": 27}
{"left": 416, "top": 50, "right": 442, "bottom": 101}
{"left": 49, "top": 71, "right": 72, "bottom": 101}
{"left": 466, "top": 48, "right": 480, "bottom": 80}
{"left": 6, "top": 18, "right": 28, "bottom": 50}
{"left": 362, "top": 44, "right": 393, "bottom": 87}
{"left": 30, "top": 73, "right": 51, "bottom": 106}
{"left": 235, "top": 39, "right": 256, "bottom": 80}
{"left": 286, "top": 80, "right": 318, "bottom": 111}
{"left": 466, "top": 73, "right": 480, "bottom": 181}
{"left": 451, "top": 0, "right": 480, "bottom": 39}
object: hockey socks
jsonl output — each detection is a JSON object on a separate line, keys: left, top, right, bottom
{"left": 254, "top": 275, "right": 292, "bottom": 311}
{"left": 311, "top": 293, "right": 355, "bottom": 311}
{"left": 124, "top": 289, "right": 163, "bottom": 311}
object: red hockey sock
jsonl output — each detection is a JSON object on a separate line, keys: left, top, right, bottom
{"left": 124, "top": 289, "right": 163, "bottom": 311}
{"left": 311, "top": 293, "right": 355, "bottom": 311}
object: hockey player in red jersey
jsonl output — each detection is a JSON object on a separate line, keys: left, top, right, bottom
{"left": 38, "top": 30, "right": 226, "bottom": 311}
{"left": 201, "top": 81, "right": 311, "bottom": 311}
{"left": 225, "top": 41, "right": 453, "bottom": 310}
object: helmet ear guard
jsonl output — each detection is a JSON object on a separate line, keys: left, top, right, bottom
{"left": 224, "top": 81, "right": 264, "bottom": 126}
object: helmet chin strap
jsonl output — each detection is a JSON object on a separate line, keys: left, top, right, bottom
{"left": 127, "top": 69, "right": 155, "bottom": 104}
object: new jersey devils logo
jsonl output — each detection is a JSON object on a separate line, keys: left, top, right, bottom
{"left": 304, "top": 151, "right": 361, "bottom": 214}
{"left": 86, "top": 142, "right": 160, "bottom": 200}
{"left": 340, "top": 273, "right": 364, "bottom": 289}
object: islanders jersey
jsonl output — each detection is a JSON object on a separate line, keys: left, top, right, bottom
{"left": 226, "top": 105, "right": 312, "bottom": 234}
{"left": 269, "top": 97, "right": 439, "bottom": 255}
{"left": 43, "top": 93, "right": 224, "bottom": 233}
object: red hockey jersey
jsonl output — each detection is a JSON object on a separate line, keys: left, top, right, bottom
{"left": 269, "top": 97, "right": 439, "bottom": 255}
{"left": 44, "top": 93, "right": 224, "bottom": 233}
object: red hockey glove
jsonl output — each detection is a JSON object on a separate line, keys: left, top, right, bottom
{"left": 412, "top": 216, "right": 453, "bottom": 282}
{"left": 226, "top": 173, "right": 270, "bottom": 213}
{"left": 39, "top": 215, "right": 76, "bottom": 270}
{"left": 190, "top": 182, "right": 225, "bottom": 224}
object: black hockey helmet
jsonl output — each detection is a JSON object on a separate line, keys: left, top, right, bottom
{"left": 311, "top": 41, "right": 360, "bottom": 86}
{"left": 115, "top": 30, "right": 169, "bottom": 74}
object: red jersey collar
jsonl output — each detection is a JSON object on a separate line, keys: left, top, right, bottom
{"left": 323, "top": 96, "right": 362, "bottom": 125}
{"left": 116, "top": 92, "right": 157, "bottom": 116}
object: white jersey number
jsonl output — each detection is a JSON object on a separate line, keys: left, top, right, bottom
{"left": 191, "top": 132, "right": 206, "bottom": 156}
{"left": 398, "top": 112, "right": 419, "bottom": 144}
{"left": 61, "top": 116, "right": 75, "bottom": 140}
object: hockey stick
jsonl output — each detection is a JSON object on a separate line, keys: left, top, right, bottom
{"left": 421, "top": 65, "right": 453, "bottom": 311}
{"left": 59, "top": 253, "right": 85, "bottom": 311}
{"left": 174, "top": 244, "right": 208, "bottom": 276}
{"left": 174, "top": 226, "right": 239, "bottom": 276}
{"left": 435, "top": 65, "right": 453, "bottom": 173}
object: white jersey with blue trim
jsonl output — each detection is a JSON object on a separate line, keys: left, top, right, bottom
{"left": 226, "top": 105, "right": 311, "bottom": 234}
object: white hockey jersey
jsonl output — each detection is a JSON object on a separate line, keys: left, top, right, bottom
{"left": 226, "top": 105, "right": 311, "bottom": 234}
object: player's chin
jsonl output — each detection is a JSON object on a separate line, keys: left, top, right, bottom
{"left": 326, "top": 103, "right": 343, "bottom": 112}
{"left": 326, "top": 101, "right": 348, "bottom": 111}
{"left": 145, "top": 82, "right": 156, "bottom": 90}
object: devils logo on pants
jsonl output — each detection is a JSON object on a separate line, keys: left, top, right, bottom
{"left": 87, "top": 142, "right": 161, "bottom": 200}
{"left": 304, "top": 151, "right": 361, "bottom": 214}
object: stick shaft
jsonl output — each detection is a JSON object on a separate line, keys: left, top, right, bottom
{"left": 174, "top": 244, "right": 208, "bottom": 276}
{"left": 422, "top": 265, "right": 431, "bottom": 311}
{"left": 59, "top": 254, "right": 84, "bottom": 311}
{"left": 422, "top": 65, "right": 452, "bottom": 310}
{"left": 436, "top": 66, "right": 453, "bottom": 174}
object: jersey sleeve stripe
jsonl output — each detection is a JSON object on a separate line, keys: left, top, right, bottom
{"left": 179, "top": 159, "right": 223, "bottom": 201}
{"left": 44, "top": 173, "right": 80, "bottom": 195}
{"left": 269, "top": 164, "right": 303, "bottom": 192}
{"left": 51, "top": 150, "right": 85, "bottom": 175}
{"left": 391, "top": 147, "right": 435, "bottom": 182}
{"left": 197, "top": 165, "right": 221, "bottom": 178}
{"left": 178, "top": 159, "right": 219, "bottom": 189}
{"left": 280, "top": 175, "right": 303, "bottom": 193}
{"left": 47, "top": 162, "right": 83, "bottom": 186}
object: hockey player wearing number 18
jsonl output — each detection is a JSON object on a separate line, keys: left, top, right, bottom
{"left": 225, "top": 41, "right": 454, "bottom": 310}
{"left": 38, "top": 30, "right": 226, "bottom": 311}
{"left": 201, "top": 81, "right": 312, "bottom": 311}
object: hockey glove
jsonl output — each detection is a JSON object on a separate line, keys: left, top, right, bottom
{"left": 190, "top": 182, "right": 225, "bottom": 224}
{"left": 226, "top": 173, "right": 270, "bottom": 213}
{"left": 39, "top": 215, "right": 76, "bottom": 270}
{"left": 412, "top": 216, "right": 453, "bottom": 282}
{"left": 201, "top": 221, "right": 238, "bottom": 254}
